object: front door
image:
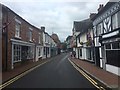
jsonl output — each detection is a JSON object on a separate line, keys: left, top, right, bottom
{"left": 95, "top": 47, "right": 100, "bottom": 67}
{"left": 36, "top": 47, "right": 39, "bottom": 61}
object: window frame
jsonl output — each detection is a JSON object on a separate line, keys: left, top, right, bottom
{"left": 39, "top": 33, "right": 41, "bottom": 44}
{"left": 112, "top": 13, "right": 118, "bottom": 30}
{"left": 14, "top": 44, "right": 21, "bottom": 63}
{"left": 29, "top": 27, "right": 33, "bottom": 42}
{"left": 15, "top": 19, "right": 21, "bottom": 38}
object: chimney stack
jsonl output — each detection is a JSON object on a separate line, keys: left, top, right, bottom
{"left": 89, "top": 13, "right": 96, "bottom": 20}
{"left": 98, "top": 4, "right": 104, "bottom": 12}
{"left": 41, "top": 26, "right": 45, "bottom": 32}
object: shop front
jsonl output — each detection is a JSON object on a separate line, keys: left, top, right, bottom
{"left": 11, "top": 39, "right": 35, "bottom": 69}
{"left": 101, "top": 28, "right": 120, "bottom": 76}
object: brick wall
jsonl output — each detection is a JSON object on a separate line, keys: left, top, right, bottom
{"left": 2, "top": 5, "right": 43, "bottom": 70}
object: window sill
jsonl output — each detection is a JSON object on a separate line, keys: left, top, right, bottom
{"left": 29, "top": 40, "right": 33, "bottom": 42}
{"left": 13, "top": 60, "right": 21, "bottom": 63}
{"left": 15, "top": 36, "right": 21, "bottom": 39}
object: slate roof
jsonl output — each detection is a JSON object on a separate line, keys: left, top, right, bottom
{"left": 73, "top": 18, "right": 93, "bottom": 33}
{"left": 66, "top": 36, "right": 72, "bottom": 41}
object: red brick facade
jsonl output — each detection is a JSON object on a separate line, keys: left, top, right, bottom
{"left": 2, "top": 5, "right": 43, "bottom": 71}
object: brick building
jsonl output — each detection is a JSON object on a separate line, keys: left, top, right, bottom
{"left": 2, "top": 4, "right": 43, "bottom": 71}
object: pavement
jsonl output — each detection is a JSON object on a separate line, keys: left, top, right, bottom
{"left": 2, "top": 58, "right": 50, "bottom": 83}
{"left": 69, "top": 56, "right": 120, "bottom": 89}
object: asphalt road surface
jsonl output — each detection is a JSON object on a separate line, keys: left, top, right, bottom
{"left": 6, "top": 53, "right": 96, "bottom": 88}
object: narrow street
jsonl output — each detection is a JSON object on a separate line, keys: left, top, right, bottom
{"left": 5, "top": 53, "right": 96, "bottom": 88}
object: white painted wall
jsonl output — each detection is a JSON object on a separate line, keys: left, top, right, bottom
{"left": 81, "top": 48, "right": 87, "bottom": 60}
{"left": 36, "top": 46, "right": 43, "bottom": 61}
{"left": 106, "top": 64, "right": 120, "bottom": 76}
{"left": 76, "top": 49, "right": 78, "bottom": 58}
{"left": 81, "top": 33, "right": 87, "bottom": 42}
{"left": 95, "top": 37, "right": 101, "bottom": 46}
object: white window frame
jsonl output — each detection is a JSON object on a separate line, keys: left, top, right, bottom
{"left": 96, "top": 23, "right": 103, "bottom": 36}
{"left": 14, "top": 44, "right": 21, "bottom": 63}
{"left": 27, "top": 46, "right": 34, "bottom": 59}
{"left": 15, "top": 19, "right": 21, "bottom": 38}
{"left": 117, "top": 10, "right": 120, "bottom": 28}
{"left": 39, "top": 33, "right": 41, "bottom": 44}
{"left": 112, "top": 13, "right": 118, "bottom": 30}
{"left": 29, "top": 27, "right": 33, "bottom": 42}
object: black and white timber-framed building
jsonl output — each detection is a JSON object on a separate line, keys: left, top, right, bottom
{"left": 92, "top": 1, "right": 120, "bottom": 76}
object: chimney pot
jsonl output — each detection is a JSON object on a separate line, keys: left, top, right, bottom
{"left": 41, "top": 26, "right": 45, "bottom": 32}
{"left": 98, "top": 4, "right": 104, "bottom": 12}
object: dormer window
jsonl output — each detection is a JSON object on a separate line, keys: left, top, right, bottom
{"left": 15, "top": 19, "right": 21, "bottom": 38}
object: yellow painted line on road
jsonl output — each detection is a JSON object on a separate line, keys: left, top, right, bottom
{"left": 68, "top": 58, "right": 106, "bottom": 90}
{"left": 0, "top": 60, "right": 50, "bottom": 89}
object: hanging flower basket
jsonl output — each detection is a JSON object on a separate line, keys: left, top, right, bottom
{"left": 80, "top": 42, "right": 83, "bottom": 45}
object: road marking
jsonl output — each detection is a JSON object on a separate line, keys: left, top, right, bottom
{"left": 0, "top": 60, "right": 50, "bottom": 89}
{"left": 68, "top": 58, "right": 106, "bottom": 90}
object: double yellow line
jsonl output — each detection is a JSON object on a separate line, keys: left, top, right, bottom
{"left": 68, "top": 59, "right": 105, "bottom": 90}
{"left": 0, "top": 60, "right": 50, "bottom": 89}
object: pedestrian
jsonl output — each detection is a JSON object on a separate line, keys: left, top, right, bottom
{"left": 73, "top": 51, "right": 76, "bottom": 58}
{"left": 70, "top": 52, "right": 72, "bottom": 57}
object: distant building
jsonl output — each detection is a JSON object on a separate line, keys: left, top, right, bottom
{"left": 65, "top": 36, "right": 73, "bottom": 52}
{"left": 42, "top": 27, "right": 58, "bottom": 59}
{"left": 51, "top": 33, "right": 61, "bottom": 54}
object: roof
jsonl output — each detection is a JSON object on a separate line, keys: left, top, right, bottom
{"left": 91, "top": 2, "right": 116, "bottom": 20}
{"left": 2, "top": 4, "right": 42, "bottom": 32}
{"left": 51, "top": 33, "right": 61, "bottom": 44}
{"left": 73, "top": 18, "right": 93, "bottom": 33}
{"left": 66, "top": 36, "right": 72, "bottom": 41}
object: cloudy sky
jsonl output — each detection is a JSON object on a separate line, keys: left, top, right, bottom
{"left": 1, "top": 0, "right": 110, "bottom": 42}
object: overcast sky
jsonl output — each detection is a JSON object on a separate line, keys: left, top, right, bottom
{"left": 1, "top": 0, "right": 110, "bottom": 42}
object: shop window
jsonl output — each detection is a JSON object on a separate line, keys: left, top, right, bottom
{"left": 105, "top": 44, "right": 111, "bottom": 49}
{"left": 27, "top": 47, "right": 33, "bottom": 59}
{"left": 112, "top": 42, "right": 120, "bottom": 49}
{"left": 14, "top": 45, "right": 21, "bottom": 62}
{"left": 106, "top": 50, "right": 120, "bottom": 67}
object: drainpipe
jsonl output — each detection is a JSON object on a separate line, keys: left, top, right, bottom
{"left": 4, "top": 8, "right": 16, "bottom": 70}
{"left": 5, "top": 8, "right": 8, "bottom": 71}
{"left": 92, "top": 27, "right": 96, "bottom": 64}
